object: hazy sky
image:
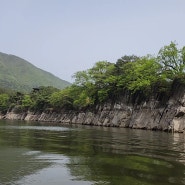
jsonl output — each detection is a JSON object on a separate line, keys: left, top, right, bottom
{"left": 0, "top": 0, "right": 185, "bottom": 82}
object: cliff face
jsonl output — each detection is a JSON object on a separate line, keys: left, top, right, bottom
{"left": 2, "top": 81, "right": 185, "bottom": 133}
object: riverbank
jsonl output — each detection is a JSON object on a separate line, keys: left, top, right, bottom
{"left": 1, "top": 81, "right": 185, "bottom": 133}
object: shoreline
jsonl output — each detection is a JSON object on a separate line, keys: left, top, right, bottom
{"left": 1, "top": 81, "right": 185, "bottom": 133}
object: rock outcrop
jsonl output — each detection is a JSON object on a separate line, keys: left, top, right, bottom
{"left": 2, "top": 80, "right": 185, "bottom": 133}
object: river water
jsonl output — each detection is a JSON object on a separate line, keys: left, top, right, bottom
{"left": 0, "top": 120, "right": 185, "bottom": 185}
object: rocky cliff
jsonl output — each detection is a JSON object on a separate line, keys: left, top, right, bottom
{"left": 1, "top": 80, "right": 185, "bottom": 133}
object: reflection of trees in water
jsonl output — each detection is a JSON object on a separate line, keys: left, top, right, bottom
{"left": 67, "top": 152, "right": 185, "bottom": 185}
{"left": 1, "top": 121, "right": 185, "bottom": 185}
{"left": 64, "top": 128, "right": 185, "bottom": 185}
{"left": 0, "top": 147, "right": 51, "bottom": 184}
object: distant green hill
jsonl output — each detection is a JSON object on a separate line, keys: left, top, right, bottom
{"left": 0, "top": 52, "right": 71, "bottom": 92}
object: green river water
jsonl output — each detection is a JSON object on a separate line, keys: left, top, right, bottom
{"left": 0, "top": 120, "right": 185, "bottom": 185}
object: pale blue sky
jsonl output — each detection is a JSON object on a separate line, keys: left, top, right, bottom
{"left": 0, "top": 0, "right": 185, "bottom": 82}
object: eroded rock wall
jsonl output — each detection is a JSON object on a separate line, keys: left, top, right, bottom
{"left": 2, "top": 81, "right": 185, "bottom": 133}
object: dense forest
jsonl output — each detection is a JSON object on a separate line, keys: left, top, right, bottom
{"left": 0, "top": 42, "right": 185, "bottom": 114}
{"left": 0, "top": 52, "right": 70, "bottom": 92}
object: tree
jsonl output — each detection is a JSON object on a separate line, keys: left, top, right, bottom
{"left": 49, "top": 88, "right": 73, "bottom": 109}
{"left": 121, "top": 57, "right": 160, "bottom": 93}
{"left": 116, "top": 55, "right": 140, "bottom": 68}
{"left": 72, "top": 70, "right": 91, "bottom": 87}
{"left": 73, "top": 90, "right": 94, "bottom": 108}
{"left": 0, "top": 94, "right": 10, "bottom": 113}
{"left": 31, "top": 86, "right": 59, "bottom": 110}
{"left": 157, "top": 42, "right": 185, "bottom": 79}
{"left": 21, "top": 95, "right": 34, "bottom": 109}
{"left": 88, "top": 61, "right": 115, "bottom": 87}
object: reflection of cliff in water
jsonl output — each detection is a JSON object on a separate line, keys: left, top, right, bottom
{"left": 172, "top": 133, "right": 185, "bottom": 164}
{"left": 1, "top": 121, "right": 185, "bottom": 185}
{"left": 66, "top": 128, "right": 185, "bottom": 185}
{"left": 67, "top": 154, "right": 185, "bottom": 185}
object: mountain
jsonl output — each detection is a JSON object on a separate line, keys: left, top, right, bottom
{"left": 0, "top": 52, "right": 71, "bottom": 92}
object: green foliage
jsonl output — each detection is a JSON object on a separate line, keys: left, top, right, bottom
{"left": 116, "top": 55, "right": 140, "bottom": 68}
{"left": 30, "top": 86, "right": 59, "bottom": 110}
{"left": 61, "top": 43, "right": 185, "bottom": 108}
{"left": 0, "top": 52, "right": 71, "bottom": 92}
{"left": 0, "top": 94, "right": 10, "bottom": 113}
{"left": 73, "top": 90, "right": 94, "bottom": 108}
{"left": 1, "top": 42, "right": 185, "bottom": 112}
{"left": 122, "top": 57, "right": 161, "bottom": 93}
{"left": 72, "top": 70, "right": 91, "bottom": 87}
{"left": 157, "top": 41, "right": 185, "bottom": 79}
{"left": 49, "top": 87, "right": 73, "bottom": 109}
{"left": 89, "top": 61, "right": 115, "bottom": 87}
{"left": 97, "top": 89, "right": 109, "bottom": 103}
{"left": 72, "top": 61, "right": 117, "bottom": 106}
{"left": 0, "top": 87, "right": 15, "bottom": 95}
{"left": 21, "top": 95, "right": 34, "bottom": 109}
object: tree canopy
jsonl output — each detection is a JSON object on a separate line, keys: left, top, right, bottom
{"left": 0, "top": 42, "right": 185, "bottom": 113}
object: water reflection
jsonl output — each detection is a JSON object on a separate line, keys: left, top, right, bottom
{"left": 0, "top": 146, "right": 50, "bottom": 184}
{"left": 15, "top": 153, "right": 92, "bottom": 185}
{"left": 0, "top": 120, "right": 185, "bottom": 185}
{"left": 172, "top": 133, "right": 185, "bottom": 164}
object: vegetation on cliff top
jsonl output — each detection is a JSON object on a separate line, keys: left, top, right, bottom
{"left": 0, "top": 42, "right": 185, "bottom": 113}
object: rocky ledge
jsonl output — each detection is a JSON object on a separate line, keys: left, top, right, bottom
{"left": 1, "top": 81, "right": 185, "bottom": 133}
